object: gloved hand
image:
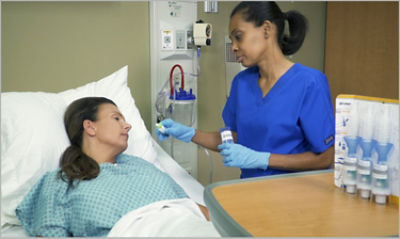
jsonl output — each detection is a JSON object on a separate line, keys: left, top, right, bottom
{"left": 156, "top": 118, "right": 195, "bottom": 143}
{"left": 218, "top": 143, "right": 270, "bottom": 170}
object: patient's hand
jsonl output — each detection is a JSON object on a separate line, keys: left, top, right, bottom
{"left": 197, "top": 203, "right": 210, "bottom": 221}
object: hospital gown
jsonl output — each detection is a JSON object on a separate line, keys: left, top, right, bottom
{"left": 15, "top": 154, "right": 188, "bottom": 237}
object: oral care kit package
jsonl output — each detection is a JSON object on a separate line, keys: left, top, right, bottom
{"left": 334, "top": 94, "right": 399, "bottom": 204}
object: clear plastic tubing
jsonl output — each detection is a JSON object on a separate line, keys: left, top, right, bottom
{"left": 220, "top": 127, "right": 234, "bottom": 144}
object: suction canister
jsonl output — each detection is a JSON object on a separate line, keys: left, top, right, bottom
{"left": 169, "top": 88, "right": 196, "bottom": 126}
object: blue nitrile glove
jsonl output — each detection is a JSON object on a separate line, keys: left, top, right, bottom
{"left": 156, "top": 118, "right": 195, "bottom": 143}
{"left": 218, "top": 143, "right": 270, "bottom": 170}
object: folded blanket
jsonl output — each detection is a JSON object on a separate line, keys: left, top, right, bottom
{"left": 108, "top": 198, "right": 220, "bottom": 237}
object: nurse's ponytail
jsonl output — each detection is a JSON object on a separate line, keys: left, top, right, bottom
{"left": 280, "top": 10, "right": 308, "bottom": 55}
{"left": 230, "top": 1, "right": 308, "bottom": 55}
{"left": 58, "top": 97, "right": 116, "bottom": 187}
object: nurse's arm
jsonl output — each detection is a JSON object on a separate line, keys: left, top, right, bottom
{"left": 268, "top": 146, "right": 334, "bottom": 171}
{"left": 191, "top": 130, "right": 222, "bottom": 151}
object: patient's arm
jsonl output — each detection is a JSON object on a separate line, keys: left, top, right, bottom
{"left": 197, "top": 203, "right": 210, "bottom": 221}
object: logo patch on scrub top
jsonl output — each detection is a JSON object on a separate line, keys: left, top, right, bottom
{"left": 324, "top": 135, "right": 334, "bottom": 145}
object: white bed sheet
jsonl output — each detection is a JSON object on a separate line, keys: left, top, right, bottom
{"left": 0, "top": 224, "right": 29, "bottom": 237}
{"left": 1, "top": 137, "right": 205, "bottom": 237}
{"left": 108, "top": 198, "right": 219, "bottom": 237}
{"left": 151, "top": 138, "right": 205, "bottom": 205}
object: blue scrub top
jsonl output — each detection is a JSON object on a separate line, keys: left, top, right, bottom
{"left": 222, "top": 63, "right": 335, "bottom": 178}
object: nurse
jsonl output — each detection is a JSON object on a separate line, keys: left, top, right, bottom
{"left": 157, "top": 1, "right": 335, "bottom": 179}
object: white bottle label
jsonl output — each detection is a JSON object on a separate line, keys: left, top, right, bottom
{"left": 221, "top": 130, "right": 233, "bottom": 143}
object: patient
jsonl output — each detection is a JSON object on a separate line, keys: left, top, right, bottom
{"left": 15, "top": 97, "right": 215, "bottom": 237}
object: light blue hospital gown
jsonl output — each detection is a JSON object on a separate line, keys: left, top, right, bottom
{"left": 15, "top": 154, "right": 188, "bottom": 237}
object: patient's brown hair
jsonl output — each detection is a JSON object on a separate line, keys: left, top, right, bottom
{"left": 58, "top": 97, "right": 116, "bottom": 187}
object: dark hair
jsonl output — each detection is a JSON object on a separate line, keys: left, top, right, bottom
{"left": 58, "top": 97, "right": 116, "bottom": 187}
{"left": 230, "top": 1, "right": 308, "bottom": 55}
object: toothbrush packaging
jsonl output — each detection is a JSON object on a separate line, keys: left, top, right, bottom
{"left": 334, "top": 94, "right": 399, "bottom": 199}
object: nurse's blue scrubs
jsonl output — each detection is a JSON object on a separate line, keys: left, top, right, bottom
{"left": 222, "top": 63, "right": 335, "bottom": 179}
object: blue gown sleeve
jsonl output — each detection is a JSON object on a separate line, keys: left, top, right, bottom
{"left": 15, "top": 171, "right": 70, "bottom": 237}
{"left": 299, "top": 73, "right": 335, "bottom": 153}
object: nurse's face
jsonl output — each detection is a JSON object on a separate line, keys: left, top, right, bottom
{"left": 229, "top": 13, "right": 269, "bottom": 67}
{"left": 91, "top": 103, "right": 132, "bottom": 153}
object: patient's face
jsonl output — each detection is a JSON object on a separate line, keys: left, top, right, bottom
{"left": 92, "top": 103, "right": 131, "bottom": 153}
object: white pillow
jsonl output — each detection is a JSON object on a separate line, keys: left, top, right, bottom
{"left": 1, "top": 65, "right": 158, "bottom": 226}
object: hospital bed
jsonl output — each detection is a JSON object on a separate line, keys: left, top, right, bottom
{"left": 1, "top": 66, "right": 217, "bottom": 237}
